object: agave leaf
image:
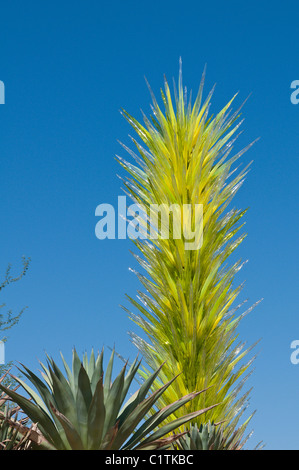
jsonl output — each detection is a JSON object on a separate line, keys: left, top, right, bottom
{"left": 72, "top": 348, "right": 82, "bottom": 392}
{"left": 60, "top": 352, "right": 74, "bottom": 390}
{"left": 87, "top": 375, "right": 106, "bottom": 449}
{"left": 0, "top": 382, "right": 63, "bottom": 449}
{"left": 113, "top": 374, "right": 179, "bottom": 449}
{"left": 117, "top": 362, "right": 164, "bottom": 427}
{"left": 102, "top": 363, "right": 126, "bottom": 439}
{"left": 90, "top": 348, "right": 104, "bottom": 394}
{"left": 50, "top": 403, "right": 84, "bottom": 450}
{"left": 124, "top": 388, "right": 210, "bottom": 448}
{"left": 10, "top": 369, "right": 53, "bottom": 418}
{"left": 103, "top": 348, "right": 115, "bottom": 399}
{"left": 88, "top": 348, "right": 96, "bottom": 377}
{"left": 135, "top": 431, "right": 187, "bottom": 450}
{"left": 82, "top": 352, "right": 89, "bottom": 371}
{"left": 128, "top": 404, "right": 219, "bottom": 450}
{"left": 100, "top": 422, "right": 119, "bottom": 450}
{"left": 119, "top": 357, "right": 141, "bottom": 406}
{"left": 46, "top": 362, "right": 79, "bottom": 429}
{"left": 76, "top": 365, "right": 93, "bottom": 447}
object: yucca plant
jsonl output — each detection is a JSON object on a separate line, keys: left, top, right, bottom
{"left": 0, "top": 348, "right": 218, "bottom": 450}
{"left": 118, "top": 60, "right": 261, "bottom": 440}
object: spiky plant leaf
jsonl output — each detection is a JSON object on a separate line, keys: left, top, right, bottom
{"left": 0, "top": 374, "right": 50, "bottom": 450}
{"left": 173, "top": 421, "right": 264, "bottom": 450}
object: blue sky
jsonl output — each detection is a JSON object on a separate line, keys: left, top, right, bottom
{"left": 0, "top": 0, "right": 299, "bottom": 449}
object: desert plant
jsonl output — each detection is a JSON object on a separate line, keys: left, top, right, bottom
{"left": 0, "top": 372, "right": 37, "bottom": 450}
{"left": 0, "top": 256, "right": 30, "bottom": 385}
{"left": 0, "top": 257, "right": 30, "bottom": 334}
{"left": 173, "top": 421, "right": 255, "bottom": 450}
{"left": 0, "top": 348, "right": 218, "bottom": 450}
{"left": 118, "top": 61, "right": 261, "bottom": 440}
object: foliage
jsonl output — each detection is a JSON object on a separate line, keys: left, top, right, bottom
{"left": 173, "top": 421, "right": 262, "bottom": 450}
{"left": 0, "top": 257, "right": 30, "bottom": 388}
{"left": 0, "top": 348, "right": 218, "bottom": 450}
{"left": 0, "top": 372, "right": 37, "bottom": 450}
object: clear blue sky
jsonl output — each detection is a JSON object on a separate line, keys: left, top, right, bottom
{"left": 0, "top": 0, "right": 298, "bottom": 450}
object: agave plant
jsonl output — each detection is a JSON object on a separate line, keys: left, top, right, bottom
{"left": 0, "top": 348, "right": 218, "bottom": 450}
{"left": 117, "top": 60, "right": 261, "bottom": 440}
{"left": 173, "top": 421, "right": 255, "bottom": 450}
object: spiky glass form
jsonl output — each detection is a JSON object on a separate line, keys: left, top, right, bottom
{"left": 118, "top": 61, "right": 261, "bottom": 438}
